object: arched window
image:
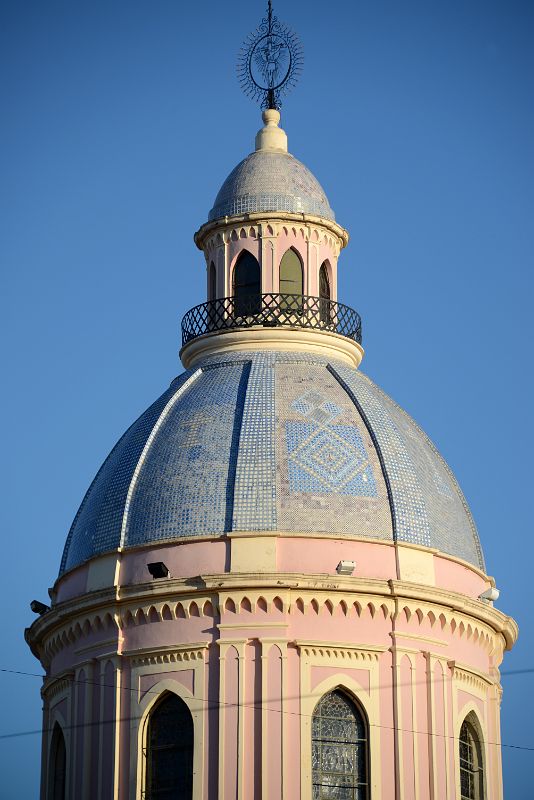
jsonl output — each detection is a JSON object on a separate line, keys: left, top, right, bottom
{"left": 233, "top": 250, "right": 261, "bottom": 316}
{"left": 145, "top": 693, "right": 194, "bottom": 800}
{"left": 279, "top": 248, "right": 303, "bottom": 296}
{"left": 48, "top": 723, "right": 66, "bottom": 800}
{"left": 319, "top": 262, "right": 331, "bottom": 324}
{"left": 312, "top": 689, "right": 369, "bottom": 799}
{"left": 459, "top": 717, "right": 484, "bottom": 800}
{"left": 208, "top": 261, "right": 217, "bottom": 301}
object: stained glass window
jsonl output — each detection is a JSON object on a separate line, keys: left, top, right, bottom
{"left": 460, "top": 718, "right": 484, "bottom": 800}
{"left": 144, "top": 693, "right": 193, "bottom": 800}
{"left": 312, "top": 689, "right": 369, "bottom": 800}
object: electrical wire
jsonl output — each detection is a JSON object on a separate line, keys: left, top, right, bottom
{"left": 0, "top": 666, "right": 533, "bottom": 750}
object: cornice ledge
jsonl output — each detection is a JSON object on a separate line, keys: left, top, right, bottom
{"left": 199, "top": 573, "right": 389, "bottom": 592}
{"left": 194, "top": 212, "right": 349, "bottom": 250}
{"left": 388, "top": 580, "right": 518, "bottom": 647}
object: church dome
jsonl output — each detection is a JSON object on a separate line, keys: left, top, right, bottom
{"left": 209, "top": 150, "right": 335, "bottom": 222}
{"left": 60, "top": 351, "right": 484, "bottom": 575}
{"left": 208, "top": 110, "right": 335, "bottom": 222}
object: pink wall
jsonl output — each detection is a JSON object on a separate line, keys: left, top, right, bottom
{"left": 42, "top": 536, "right": 505, "bottom": 799}
{"left": 203, "top": 224, "right": 340, "bottom": 301}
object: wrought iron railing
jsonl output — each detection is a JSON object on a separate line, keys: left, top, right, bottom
{"left": 181, "top": 293, "right": 362, "bottom": 346}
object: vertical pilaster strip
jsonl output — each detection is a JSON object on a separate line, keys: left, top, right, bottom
{"left": 280, "top": 642, "right": 288, "bottom": 800}
{"left": 218, "top": 643, "right": 227, "bottom": 800}
{"left": 82, "top": 661, "right": 94, "bottom": 800}
{"left": 492, "top": 683, "right": 504, "bottom": 799}
{"left": 40, "top": 697, "right": 49, "bottom": 800}
{"left": 391, "top": 646, "right": 403, "bottom": 800}
{"left": 97, "top": 660, "right": 105, "bottom": 800}
{"left": 299, "top": 645, "right": 311, "bottom": 800}
{"left": 424, "top": 653, "right": 437, "bottom": 800}
{"left": 113, "top": 657, "right": 122, "bottom": 800}
{"left": 441, "top": 660, "right": 451, "bottom": 800}
{"left": 71, "top": 672, "right": 78, "bottom": 800}
{"left": 411, "top": 655, "right": 420, "bottom": 800}
{"left": 237, "top": 644, "right": 246, "bottom": 800}
{"left": 261, "top": 641, "right": 270, "bottom": 800}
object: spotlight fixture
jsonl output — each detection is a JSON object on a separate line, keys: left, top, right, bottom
{"left": 336, "top": 560, "right": 356, "bottom": 576}
{"left": 479, "top": 587, "right": 499, "bottom": 602}
{"left": 147, "top": 562, "right": 169, "bottom": 579}
{"left": 30, "top": 600, "right": 50, "bottom": 615}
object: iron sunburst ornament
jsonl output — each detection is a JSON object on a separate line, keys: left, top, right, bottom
{"left": 237, "top": 1, "right": 303, "bottom": 110}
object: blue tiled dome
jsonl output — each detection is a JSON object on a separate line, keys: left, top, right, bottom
{"left": 208, "top": 150, "right": 335, "bottom": 222}
{"left": 60, "top": 352, "right": 484, "bottom": 575}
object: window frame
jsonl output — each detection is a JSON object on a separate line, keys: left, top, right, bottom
{"left": 135, "top": 676, "right": 204, "bottom": 800}
{"left": 459, "top": 714, "right": 485, "bottom": 800}
{"left": 311, "top": 687, "right": 370, "bottom": 800}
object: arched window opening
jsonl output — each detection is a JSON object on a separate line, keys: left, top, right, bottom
{"left": 279, "top": 248, "right": 304, "bottom": 313}
{"left": 208, "top": 261, "right": 217, "bottom": 302}
{"left": 145, "top": 693, "right": 194, "bottom": 800}
{"left": 312, "top": 689, "right": 369, "bottom": 799}
{"left": 49, "top": 723, "right": 66, "bottom": 800}
{"left": 319, "top": 262, "right": 331, "bottom": 324}
{"left": 280, "top": 248, "right": 303, "bottom": 296}
{"left": 233, "top": 250, "right": 261, "bottom": 316}
{"left": 459, "top": 717, "right": 484, "bottom": 800}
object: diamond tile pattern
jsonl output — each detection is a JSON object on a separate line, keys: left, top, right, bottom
{"left": 60, "top": 351, "right": 484, "bottom": 574}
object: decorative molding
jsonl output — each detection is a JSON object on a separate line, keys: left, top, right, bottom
{"left": 448, "top": 660, "right": 494, "bottom": 693}
{"left": 42, "top": 670, "right": 74, "bottom": 701}
{"left": 296, "top": 640, "right": 386, "bottom": 662}
{"left": 125, "top": 642, "right": 209, "bottom": 668}
{"left": 194, "top": 212, "right": 349, "bottom": 253}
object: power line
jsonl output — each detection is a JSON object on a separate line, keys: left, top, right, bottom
{"left": 0, "top": 666, "right": 533, "bottom": 751}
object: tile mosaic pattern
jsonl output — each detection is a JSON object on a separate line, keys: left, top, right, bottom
{"left": 60, "top": 371, "right": 194, "bottom": 574}
{"left": 276, "top": 363, "right": 392, "bottom": 537}
{"left": 331, "top": 364, "right": 484, "bottom": 569}
{"left": 285, "top": 391, "right": 377, "bottom": 496}
{"left": 232, "top": 354, "right": 277, "bottom": 530}
{"left": 60, "top": 350, "right": 484, "bottom": 574}
{"left": 125, "top": 362, "right": 250, "bottom": 546}
{"left": 208, "top": 150, "right": 335, "bottom": 222}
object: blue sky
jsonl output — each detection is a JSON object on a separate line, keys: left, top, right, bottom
{"left": 1, "top": 0, "right": 533, "bottom": 796}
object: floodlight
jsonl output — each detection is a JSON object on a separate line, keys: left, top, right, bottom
{"left": 147, "top": 562, "right": 169, "bottom": 579}
{"left": 336, "top": 560, "right": 356, "bottom": 576}
{"left": 30, "top": 600, "right": 50, "bottom": 615}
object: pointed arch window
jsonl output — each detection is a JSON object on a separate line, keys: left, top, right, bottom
{"left": 233, "top": 250, "right": 261, "bottom": 315}
{"left": 144, "top": 693, "right": 193, "bottom": 800}
{"left": 48, "top": 723, "right": 66, "bottom": 800}
{"left": 459, "top": 717, "right": 484, "bottom": 800}
{"left": 279, "top": 248, "right": 304, "bottom": 296}
{"left": 312, "top": 689, "right": 369, "bottom": 799}
{"left": 208, "top": 261, "right": 217, "bottom": 301}
{"left": 319, "top": 262, "right": 331, "bottom": 324}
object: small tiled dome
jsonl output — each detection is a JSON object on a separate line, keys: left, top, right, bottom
{"left": 208, "top": 150, "right": 335, "bottom": 222}
{"left": 60, "top": 352, "right": 484, "bottom": 575}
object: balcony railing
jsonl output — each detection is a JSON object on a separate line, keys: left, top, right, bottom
{"left": 181, "top": 293, "right": 362, "bottom": 347}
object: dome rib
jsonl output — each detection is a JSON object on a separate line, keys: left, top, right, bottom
{"left": 119, "top": 369, "right": 202, "bottom": 548}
